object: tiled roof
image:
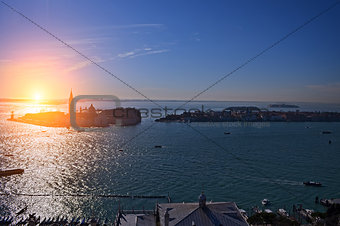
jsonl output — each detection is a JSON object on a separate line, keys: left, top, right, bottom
{"left": 158, "top": 202, "right": 248, "bottom": 226}
{"left": 118, "top": 213, "right": 156, "bottom": 226}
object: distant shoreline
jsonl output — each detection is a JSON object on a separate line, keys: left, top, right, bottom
{"left": 1, "top": 98, "right": 340, "bottom": 105}
{"left": 155, "top": 107, "right": 340, "bottom": 123}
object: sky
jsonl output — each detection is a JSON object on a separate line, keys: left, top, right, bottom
{"left": 0, "top": 0, "right": 340, "bottom": 103}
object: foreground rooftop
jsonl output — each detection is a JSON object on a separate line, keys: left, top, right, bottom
{"left": 116, "top": 193, "right": 249, "bottom": 226}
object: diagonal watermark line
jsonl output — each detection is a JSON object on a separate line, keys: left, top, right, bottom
{"left": 2, "top": 0, "right": 336, "bottom": 207}
{"left": 173, "top": 1, "right": 340, "bottom": 204}
{"left": 1, "top": 0, "right": 165, "bottom": 110}
{"left": 176, "top": 0, "right": 340, "bottom": 110}
{"left": 184, "top": 122, "right": 310, "bottom": 206}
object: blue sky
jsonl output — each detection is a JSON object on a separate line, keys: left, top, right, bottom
{"left": 0, "top": 0, "right": 340, "bottom": 103}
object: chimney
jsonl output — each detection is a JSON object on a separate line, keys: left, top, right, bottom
{"left": 164, "top": 209, "right": 169, "bottom": 226}
{"left": 199, "top": 192, "right": 206, "bottom": 208}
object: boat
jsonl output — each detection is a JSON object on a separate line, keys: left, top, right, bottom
{"left": 298, "top": 208, "right": 314, "bottom": 222}
{"left": 224, "top": 132, "right": 231, "bottom": 135}
{"left": 154, "top": 145, "right": 163, "bottom": 148}
{"left": 277, "top": 208, "right": 289, "bottom": 217}
{"left": 303, "top": 181, "right": 322, "bottom": 187}
{"left": 262, "top": 199, "right": 270, "bottom": 205}
{"left": 320, "top": 198, "right": 340, "bottom": 207}
{"left": 264, "top": 209, "right": 273, "bottom": 213}
{"left": 322, "top": 131, "right": 332, "bottom": 134}
{"left": 0, "top": 168, "right": 24, "bottom": 177}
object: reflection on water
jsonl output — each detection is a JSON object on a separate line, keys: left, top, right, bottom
{"left": 1, "top": 102, "right": 340, "bottom": 221}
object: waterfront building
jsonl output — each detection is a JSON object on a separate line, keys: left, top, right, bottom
{"left": 100, "top": 108, "right": 141, "bottom": 126}
{"left": 115, "top": 193, "right": 249, "bottom": 226}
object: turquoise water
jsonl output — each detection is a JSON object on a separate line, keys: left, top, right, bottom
{"left": 1, "top": 101, "right": 340, "bottom": 222}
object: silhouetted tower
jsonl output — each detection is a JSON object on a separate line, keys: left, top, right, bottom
{"left": 10, "top": 111, "right": 14, "bottom": 120}
{"left": 69, "top": 89, "right": 73, "bottom": 114}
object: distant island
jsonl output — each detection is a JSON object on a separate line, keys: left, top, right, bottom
{"left": 269, "top": 104, "right": 299, "bottom": 108}
{"left": 155, "top": 106, "right": 340, "bottom": 122}
{"left": 8, "top": 107, "right": 142, "bottom": 128}
{"left": 7, "top": 90, "right": 141, "bottom": 128}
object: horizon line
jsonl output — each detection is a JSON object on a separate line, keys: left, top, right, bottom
{"left": 0, "top": 98, "right": 339, "bottom": 105}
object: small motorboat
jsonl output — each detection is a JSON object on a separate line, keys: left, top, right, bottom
{"left": 322, "top": 131, "right": 332, "bottom": 134}
{"left": 262, "top": 199, "right": 270, "bottom": 206}
{"left": 224, "top": 132, "right": 231, "bottom": 135}
{"left": 154, "top": 145, "right": 163, "bottom": 148}
{"left": 303, "top": 181, "right": 322, "bottom": 187}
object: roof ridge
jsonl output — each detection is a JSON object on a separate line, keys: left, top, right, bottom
{"left": 174, "top": 206, "right": 200, "bottom": 226}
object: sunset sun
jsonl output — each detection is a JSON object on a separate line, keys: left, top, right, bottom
{"left": 34, "top": 93, "right": 42, "bottom": 101}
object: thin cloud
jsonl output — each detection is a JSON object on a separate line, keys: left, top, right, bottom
{"left": 118, "top": 51, "right": 135, "bottom": 58}
{"left": 117, "top": 48, "right": 169, "bottom": 59}
{"left": 131, "top": 49, "right": 169, "bottom": 58}
{"left": 64, "top": 56, "right": 105, "bottom": 73}
{"left": 107, "top": 24, "right": 164, "bottom": 29}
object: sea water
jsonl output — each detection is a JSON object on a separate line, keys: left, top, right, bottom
{"left": 0, "top": 101, "right": 340, "bottom": 221}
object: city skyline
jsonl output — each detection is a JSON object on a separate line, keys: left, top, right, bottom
{"left": 1, "top": 0, "right": 340, "bottom": 103}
